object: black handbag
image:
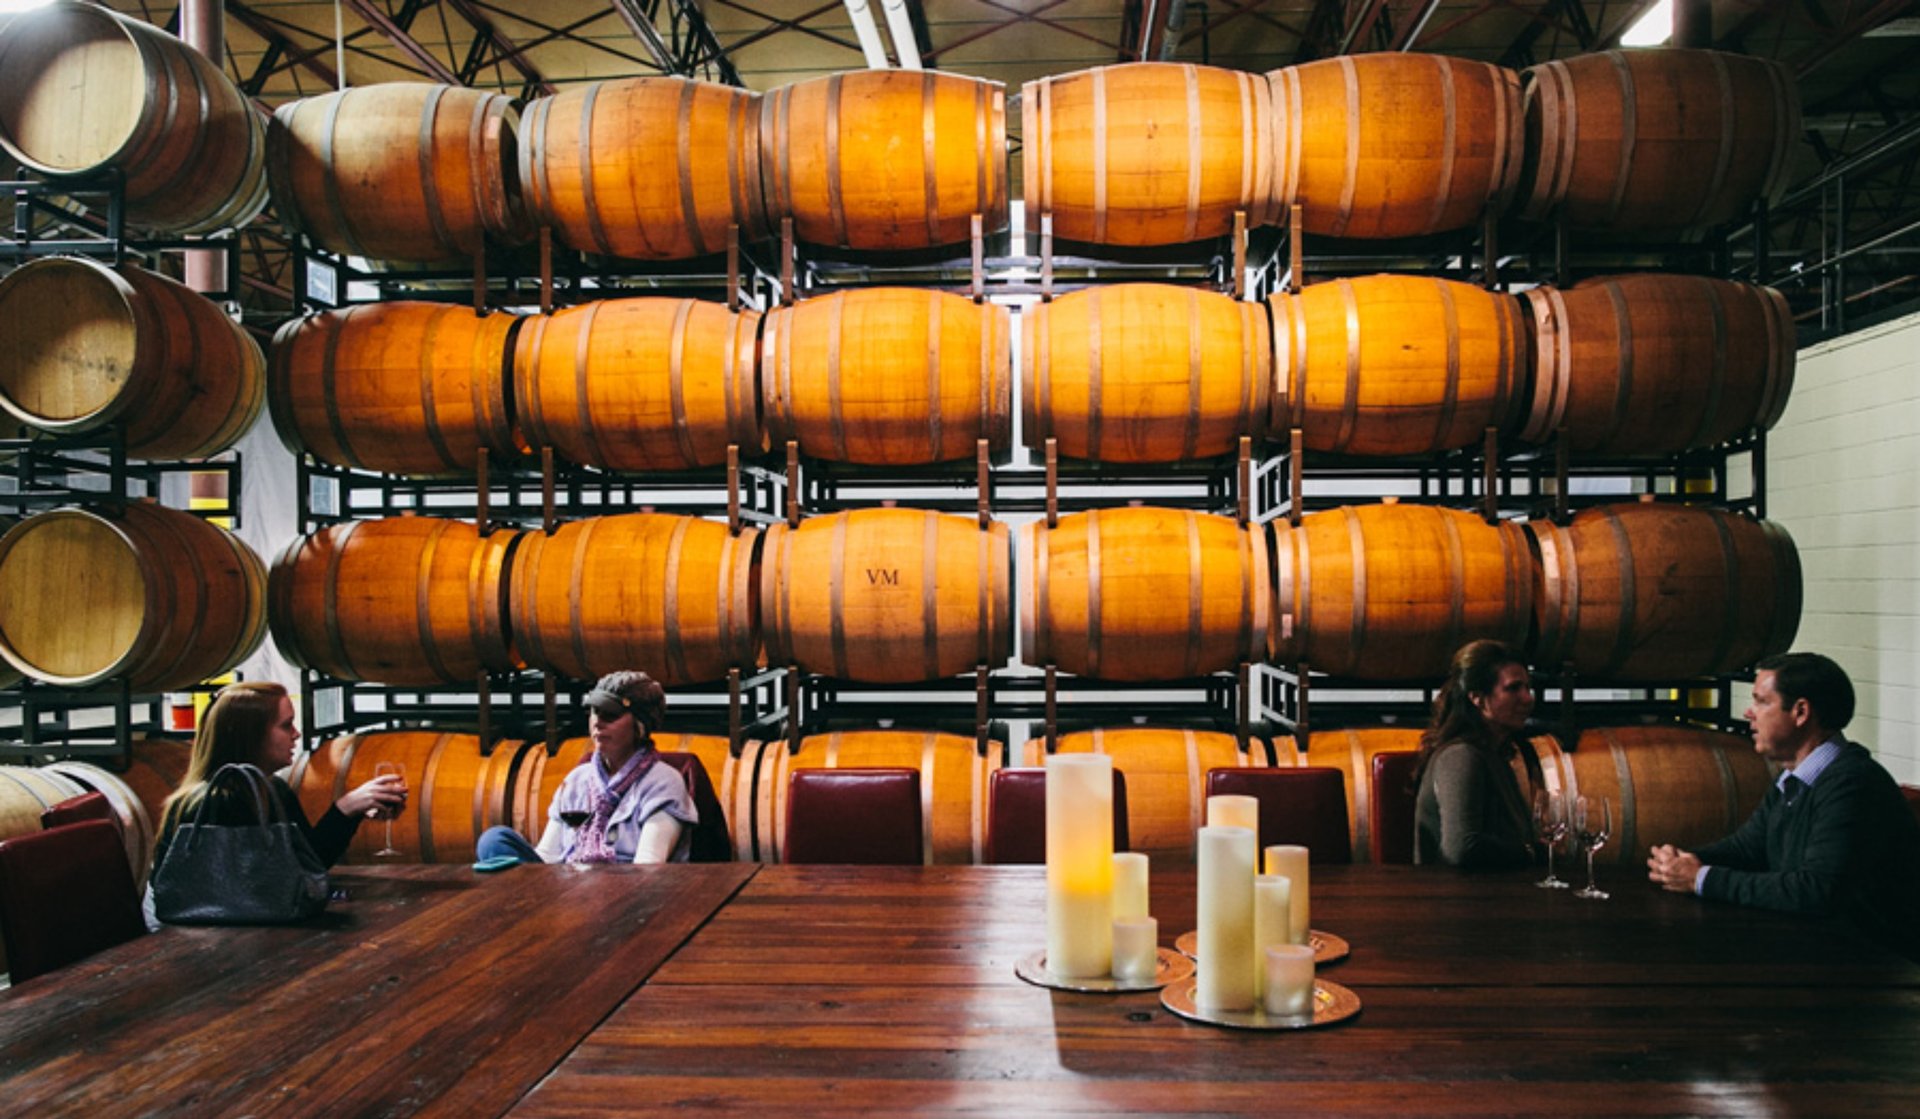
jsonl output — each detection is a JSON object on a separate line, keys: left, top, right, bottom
{"left": 151, "top": 763, "right": 331, "bottom": 925}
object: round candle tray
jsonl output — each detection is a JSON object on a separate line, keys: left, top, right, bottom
{"left": 1160, "top": 978, "right": 1361, "bottom": 1030}
{"left": 1014, "top": 948, "right": 1195, "bottom": 993}
{"left": 1174, "top": 929, "right": 1350, "bottom": 966}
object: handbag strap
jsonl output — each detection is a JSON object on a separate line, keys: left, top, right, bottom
{"left": 187, "top": 764, "right": 289, "bottom": 829}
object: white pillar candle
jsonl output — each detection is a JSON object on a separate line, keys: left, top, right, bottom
{"left": 1111, "top": 916, "right": 1159, "bottom": 982}
{"left": 1264, "top": 943, "right": 1316, "bottom": 1020}
{"left": 1264, "top": 844, "right": 1311, "bottom": 944}
{"left": 1206, "top": 794, "right": 1259, "bottom": 834}
{"left": 1195, "top": 824, "right": 1257, "bottom": 1011}
{"left": 1253, "top": 873, "right": 1293, "bottom": 991}
{"left": 1046, "top": 753, "right": 1114, "bottom": 979}
{"left": 1112, "top": 852, "right": 1149, "bottom": 921}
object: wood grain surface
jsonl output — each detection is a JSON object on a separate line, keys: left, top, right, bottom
{"left": 510, "top": 864, "right": 1920, "bottom": 1118}
{"left": 0, "top": 863, "right": 752, "bottom": 1118}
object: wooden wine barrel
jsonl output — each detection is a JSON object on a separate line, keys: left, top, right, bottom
{"left": 1271, "top": 503, "right": 1533, "bottom": 680}
{"left": 509, "top": 513, "right": 759, "bottom": 686}
{"left": 1023, "top": 62, "right": 1274, "bottom": 245}
{"left": 268, "top": 517, "right": 522, "bottom": 686}
{"left": 42, "top": 761, "right": 156, "bottom": 888}
{"left": 1530, "top": 502, "right": 1801, "bottom": 682}
{"left": 267, "top": 302, "right": 522, "bottom": 477}
{"left": 520, "top": 77, "right": 768, "bottom": 260}
{"left": 1520, "top": 274, "right": 1796, "bottom": 453}
{"left": 268, "top": 83, "right": 530, "bottom": 263}
{"left": 0, "top": 1, "right": 268, "bottom": 234}
{"left": 515, "top": 297, "right": 762, "bottom": 471}
{"left": 288, "top": 732, "right": 528, "bottom": 864}
{"left": 0, "top": 503, "right": 267, "bottom": 691}
{"left": 512, "top": 733, "right": 750, "bottom": 860}
{"left": 118, "top": 738, "right": 190, "bottom": 841}
{"left": 762, "top": 71, "right": 1008, "bottom": 251}
{"left": 0, "top": 766, "right": 86, "bottom": 845}
{"left": 1269, "top": 53, "right": 1523, "bottom": 239}
{"left": 1020, "top": 729, "right": 1271, "bottom": 863}
{"left": 748, "top": 730, "right": 1005, "bottom": 865}
{"left": 761, "top": 288, "right": 1011, "bottom": 465}
{"left": 1023, "top": 283, "right": 1270, "bottom": 463}
{"left": 1020, "top": 507, "right": 1270, "bottom": 681}
{"left": 0, "top": 257, "right": 266, "bottom": 461}
{"left": 761, "top": 508, "right": 1011, "bottom": 684}
{"left": 1518, "top": 49, "right": 1800, "bottom": 236}
{"left": 1267, "top": 274, "right": 1528, "bottom": 456}
{"left": 1529, "top": 725, "right": 1773, "bottom": 866}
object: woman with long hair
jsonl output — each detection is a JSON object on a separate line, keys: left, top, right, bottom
{"left": 1413, "top": 639, "right": 1538, "bottom": 869}
{"left": 152, "top": 681, "right": 405, "bottom": 875}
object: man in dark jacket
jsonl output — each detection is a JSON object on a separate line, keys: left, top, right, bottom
{"left": 1648, "top": 653, "right": 1920, "bottom": 961}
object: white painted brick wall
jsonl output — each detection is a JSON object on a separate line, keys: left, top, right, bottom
{"left": 1768, "top": 309, "right": 1920, "bottom": 785}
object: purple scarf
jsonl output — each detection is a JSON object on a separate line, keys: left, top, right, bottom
{"left": 571, "top": 746, "right": 657, "bottom": 864}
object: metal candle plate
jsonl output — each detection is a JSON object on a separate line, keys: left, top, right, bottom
{"left": 1160, "top": 978, "right": 1362, "bottom": 1030}
{"left": 1174, "top": 929, "right": 1350, "bottom": 966}
{"left": 1014, "top": 948, "right": 1195, "bottom": 993}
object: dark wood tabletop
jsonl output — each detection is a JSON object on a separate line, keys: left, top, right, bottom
{"left": 508, "top": 864, "right": 1920, "bottom": 1118}
{"left": 0, "top": 862, "right": 753, "bottom": 1119}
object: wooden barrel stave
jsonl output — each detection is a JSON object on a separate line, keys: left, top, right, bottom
{"left": 0, "top": 257, "right": 266, "bottom": 461}
{"left": 1023, "top": 283, "right": 1270, "bottom": 463}
{"left": 763, "top": 71, "right": 1007, "bottom": 251}
{"left": 1266, "top": 273, "right": 1528, "bottom": 457}
{"left": 0, "top": 503, "right": 267, "bottom": 692}
{"left": 267, "top": 517, "right": 522, "bottom": 686}
{"left": 1269, "top": 53, "right": 1523, "bottom": 239}
{"left": 1271, "top": 503, "right": 1535, "bottom": 680}
{"left": 761, "top": 288, "right": 1011, "bottom": 466}
{"left": 515, "top": 297, "right": 762, "bottom": 472}
{"left": 1020, "top": 729, "right": 1270, "bottom": 863}
{"left": 508, "top": 513, "right": 760, "bottom": 687}
{"left": 1022, "top": 507, "right": 1271, "bottom": 682}
{"left": 268, "top": 82, "right": 529, "bottom": 263}
{"left": 268, "top": 302, "right": 521, "bottom": 477}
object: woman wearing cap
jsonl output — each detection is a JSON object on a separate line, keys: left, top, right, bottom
{"left": 476, "top": 670, "right": 697, "bottom": 864}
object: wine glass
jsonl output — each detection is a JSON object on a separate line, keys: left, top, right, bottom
{"left": 1532, "top": 789, "right": 1570, "bottom": 889}
{"left": 1574, "top": 794, "right": 1612, "bottom": 900}
{"left": 559, "top": 806, "right": 591, "bottom": 866}
{"left": 373, "top": 762, "right": 404, "bottom": 857}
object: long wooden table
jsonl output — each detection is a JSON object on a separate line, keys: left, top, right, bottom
{"left": 0, "top": 863, "right": 752, "bottom": 1118}
{"left": 510, "top": 864, "right": 1920, "bottom": 1118}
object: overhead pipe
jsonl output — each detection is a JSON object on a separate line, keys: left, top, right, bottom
{"left": 844, "top": 0, "right": 892, "bottom": 69}
{"left": 179, "top": 0, "right": 226, "bottom": 296}
{"left": 1672, "top": 0, "right": 1710, "bottom": 49}
{"left": 881, "top": 0, "right": 922, "bottom": 69}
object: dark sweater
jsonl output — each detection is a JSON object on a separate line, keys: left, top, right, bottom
{"left": 1697, "top": 741, "right": 1920, "bottom": 961}
{"left": 1414, "top": 739, "right": 1535, "bottom": 870}
{"left": 152, "top": 774, "right": 360, "bottom": 875}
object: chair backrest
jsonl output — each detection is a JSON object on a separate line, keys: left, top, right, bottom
{"left": 654, "top": 751, "right": 732, "bottom": 863}
{"left": 0, "top": 818, "right": 146, "bottom": 983}
{"left": 1901, "top": 785, "right": 1920, "bottom": 830}
{"left": 1204, "top": 766, "right": 1352, "bottom": 864}
{"left": 39, "top": 791, "right": 117, "bottom": 831}
{"left": 984, "top": 767, "right": 1131, "bottom": 865}
{"left": 784, "top": 768, "right": 922, "bottom": 865}
{"left": 1369, "top": 751, "right": 1422, "bottom": 865}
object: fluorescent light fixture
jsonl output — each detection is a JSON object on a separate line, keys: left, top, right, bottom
{"left": 0, "top": 0, "right": 57, "bottom": 12}
{"left": 843, "top": 0, "right": 891, "bottom": 70}
{"left": 1620, "top": 0, "right": 1673, "bottom": 47}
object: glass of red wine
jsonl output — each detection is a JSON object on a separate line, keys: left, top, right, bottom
{"left": 559, "top": 806, "right": 591, "bottom": 866}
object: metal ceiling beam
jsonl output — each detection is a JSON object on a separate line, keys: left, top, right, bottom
{"left": 1499, "top": 0, "right": 1596, "bottom": 69}
{"left": 444, "top": 0, "right": 555, "bottom": 94}
{"left": 1389, "top": 0, "right": 1446, "bottom": 49}
{"left": 707, "top": 0, "right": 860, "bottom": 56}
{"left": 1292, "top": 0, "right": 1347, "bottom": 63}
{"left": 340, "top": 0, "right": 460, "bottom": 83}
{"left": 225, "top": 0, "right": 342, "bottom": 89}
{"left": 1194, "top": 0, "right": 1310, "bottom": 44}
{"left": 924, "top": 0, "right": 1122, "bottom": 62}
{"left": 1793, "top": 0, "right": 1920, "bottom": 78}
{"left": 610, "top": 0, "right": 679, "bottom": 72}
{"left": 1338, "top": 0, "right": 1392, "bottom": 54}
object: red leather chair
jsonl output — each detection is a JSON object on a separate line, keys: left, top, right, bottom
{"left": 784, "top": 768, "right": 922, "bottom": 865}
{"left": 1901, "top": 785, "right": 1920, "bottom": 829}
{"left": 0, "top": 818, "right": 146, "bottom": 983}
{"left": 1369, "top": 752, "right": 1422, "bottom": 865}
{"left": 1204, "top": 767, "right": 1352, "bottom": 864}
{"left": 655, "top": 751, "right": 733, "bottom": 863}
{"left": 39, "top": 791, "right": 118, "bottom": 832}
{"left": 985, "top": 767, "right": 1131, "bottom": 865}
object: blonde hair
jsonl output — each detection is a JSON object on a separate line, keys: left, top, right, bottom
{"left": 159, "top": 681, "right": 290, "bottom": 834}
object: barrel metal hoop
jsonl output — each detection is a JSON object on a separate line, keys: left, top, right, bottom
{"left": 1183, "top": 288, "right": 1203, "bottom": 462}
{"left": 925, "top": 292, "right": 945, "bottom": 460}
{"left": 922, "top": 72, "right": 941, "bottom": 246}
{"left": 421, "top": 85, "right": 460, "bottom": 257}
{"left": 664, "top": 516, "right": 691, "bottom": 686}
{"left": 1087, "top": 290, "right": 1104, "bottom": 461}
{"left": 566, "top": 519, "right": 596, "bottom": 678}
{"left": 1605, "top": 51, "right": 1637, "bottom": 226}
{"left": 1091, "top": 68, "right": 1108, "bottom": 245}
{"left": 1434, "top": 277, "right": 1461, "bottom": 452}
{"left": 417, "top": 307, "right": 460, "bottom": 472}
{"left": 416, "top": 519, "right": 455, "bottom": 684}
{"left": 320, "top": 522, "right": 358, "bottom": 680}
{"left": 578, "top": 82, "right": 614, "bottom": 256}
{"left": 1442, "top": 509, "right": 1467, "bottom": 656}
{"left": 1344, "top": 507, "right": 1366, "bottom": 671}
{"left": 669, "top": 298, "right": 701, "bottom": 468}
{"left": 679, "top": 79, "right": 709, "bottom": 257}
{"left": 827, "top": 295, "right": 849, "bottom": 461}
{"left": 1336, "top": 279, "right": 1361, "bottom": 451}
{"left": 1336, "top": 56, "right": 1360, "bottom": 237}
{"left": 826, "top": 74, "right": 848, "bottom": 248}
{"left": 1607, "top": 730, "right": 1638, "bottom": 866}
{"left": 1603, "top": 280, "right": 1634, "bottom": 449}
{"left": 1185, "top": 510, "right": 1203, "bottom": 679}
{"left": 1086, "top": 510, "right": 1103, "bottom": 678}
{"left": 921, "top": 510, "right": 941, "bottom": 681}
{"left": 1427, "top": 55, "right": 1458, "bottom": 234}
{"left": 1182, "top": 64, "right": 1202, "bottom": 245}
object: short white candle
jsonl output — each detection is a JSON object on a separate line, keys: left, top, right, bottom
{"left": 1112, "top": 916, "right": 1159, "bottom": 981}
{"left": 1046, "top": 753, "right": 1115, "bottom": 979}
{"left": 1264, "top": 943, "right": 1316, "bottom": 1020}
{"left": 1196, "top": 825, "right": 1257, "bottom": 1011}
{"left": 1254, "top": 874, "right": 1293, "bottom": 980}
{"left": 1206, "top": 794, "right": 1259, "bottom": 834}
{"left": 1264, "top": 844, "right": 1311, "bottom": 944}
{"left": 1112, "top": 852, "right": 1149, "bottom": 921}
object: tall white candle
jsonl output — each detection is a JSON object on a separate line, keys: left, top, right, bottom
{"left": 1253, "top": 873, "right": 1293, "bottom": 993}
{"left": 1196, "top": 824, "right": 1257, "bottom": 1011}
{"left": 1112, "top": 852, "right": 1149, "bottom": 921}
{"left": 1264, "top": 844, "right": 1311, "bottom": 944}
{"left": 1112, "top": 916, "right": 1158, "bottom": 982}
{"left": 1264, "top": 943, "right": 1316, "bottom": 1020}
{"left": 1046, "top": 753, "right": 1114, "bottom": 979}
{"left": 1206, "top": 794, "right": 1259, "bottom": 834}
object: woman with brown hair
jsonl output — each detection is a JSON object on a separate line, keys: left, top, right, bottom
{"left": 1413, "top": 639, "right": 1538, "bottom": 870}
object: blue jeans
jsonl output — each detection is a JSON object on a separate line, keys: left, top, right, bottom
{"left": 476, "top": 825, "right": 544, "bottom": 864}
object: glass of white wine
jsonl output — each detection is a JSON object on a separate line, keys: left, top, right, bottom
{"left": 1574, "top": 794, "right": 1612, "bottom": 900}
{"left": 373, "top": 762, "right": 403, "bottom": 858}
{"left": 1533, "top": 789, "right": 1570, "bottom": 889}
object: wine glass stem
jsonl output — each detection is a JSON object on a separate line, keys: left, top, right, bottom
{"left": 1585, "top": 848, "right": 1597, "bottom": 892}
{"left": 1545, "top": 844, "right": 1555, "bottom": 880}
